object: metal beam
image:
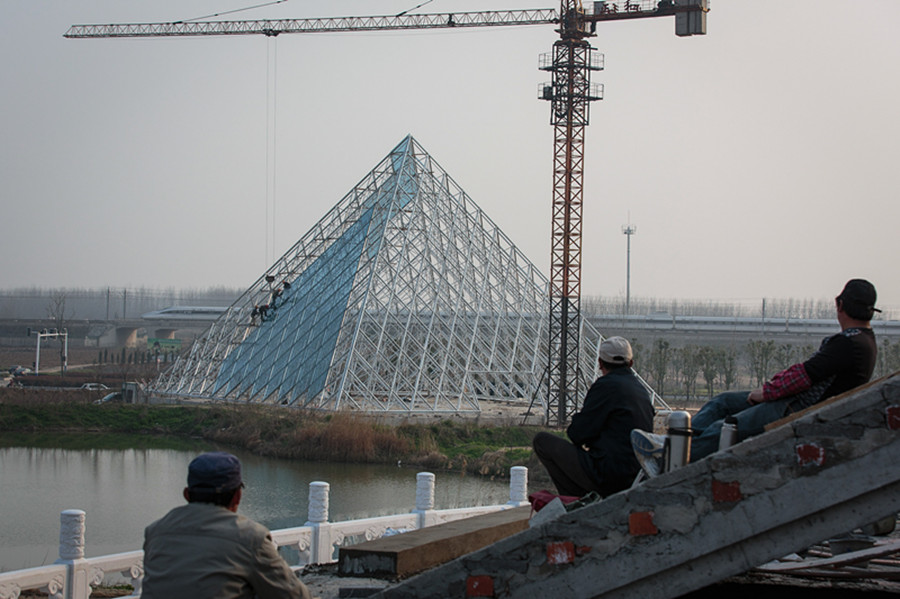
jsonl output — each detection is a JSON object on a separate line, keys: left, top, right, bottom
{"left": 64, "top": 10, "right": 558, "bottom": 38}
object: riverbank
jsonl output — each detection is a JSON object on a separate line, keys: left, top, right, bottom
{"left": 0, "top": 388, "right": 552, "bottom": 483}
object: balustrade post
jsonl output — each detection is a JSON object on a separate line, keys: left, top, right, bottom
{"left": 52, "top": 509, "right": 95, "bottom": 599}
{"left": 413, "top": 472, "right": 436, "bottom": 528}
{"left": 305, "top": 482, "right": 334, "bottom": 564}
{"left": 508, "top": 466, "right": 529, "bottom": 506}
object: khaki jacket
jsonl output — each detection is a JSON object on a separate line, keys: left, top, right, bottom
{"left": 143, "top": 502, "right": 311, "bottom": 599}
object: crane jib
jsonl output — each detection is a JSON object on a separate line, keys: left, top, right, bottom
{"left": 64, "top": 10, "right": 561, "bottom": 38}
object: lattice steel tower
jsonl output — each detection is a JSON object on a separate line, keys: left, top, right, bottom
{"left": 540, "top": 1, "right": 603, "bottom": 426}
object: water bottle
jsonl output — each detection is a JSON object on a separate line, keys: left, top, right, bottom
{"left": 666, "top": 410, "right": 692, "bottom": 471}
{"left": 718, "top": 416, "right": 738, "bottom": 450}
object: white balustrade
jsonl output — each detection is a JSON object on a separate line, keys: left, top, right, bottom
{"left": 0, "top": 468, "right": 529, "bottom": 599}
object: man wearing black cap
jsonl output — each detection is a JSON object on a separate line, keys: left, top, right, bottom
{"left": 686, "top": 279, "right": 880, "bottom": 461}
{"left": 533, "top": 336, "right": 655, "bottom": 497}
{"left": 142, "top": 452, "right": 311, "bottom": 599}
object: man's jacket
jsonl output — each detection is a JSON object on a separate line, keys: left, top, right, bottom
{"left": 142, "top": 502, "right": 310, "bottom": 599}
{"left": 567, "top": 368, "right": 654, "bottom": 495}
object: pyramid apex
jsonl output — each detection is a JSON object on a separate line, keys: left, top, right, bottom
{"left": 395, "top": 133, "right": 419, "bottom": 152}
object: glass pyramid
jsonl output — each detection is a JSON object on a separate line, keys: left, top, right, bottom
{"left": 150, "top": 135, "right": 608, "bottom": 414}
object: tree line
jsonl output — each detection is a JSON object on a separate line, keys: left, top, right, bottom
{"left": 634, "top": 337, "right": 900, "bottom": 402}
{"left": 3, "top": 288, "right": 895, "bottom": 321}
{"left": 95, "top": 347, "right": 178, "bottom": 365}
{"left": 584, "top": 295, "right": 897, "bottom": 321}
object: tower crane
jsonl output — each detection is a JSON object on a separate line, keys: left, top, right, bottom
{"left": 66, "top": 0, "right": 707, "bottom": 426}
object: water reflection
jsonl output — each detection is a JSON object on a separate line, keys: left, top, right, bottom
{"left": 0, "top": 434, "right": 511, "bottom": 572}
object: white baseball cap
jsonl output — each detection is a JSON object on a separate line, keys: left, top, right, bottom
{"left": 599, "top": 336, "right": 633, "bottom": 364}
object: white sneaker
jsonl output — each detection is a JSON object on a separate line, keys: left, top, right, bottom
{"left": 631, "top": 429, "right": 666, "bottom": 478}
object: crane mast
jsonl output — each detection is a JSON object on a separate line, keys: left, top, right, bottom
{"left": 541, "top": 0, "right": 598, "bottom": 426}
{"left": 66, "top": 0, "right": 706, "bottom": 426}
{"left": 537, "top": 0, "right": 705, "bottom": 426}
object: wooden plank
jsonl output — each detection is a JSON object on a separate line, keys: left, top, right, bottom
{"left": 338, "top": 506, "right": 531, "bottom": 579}
{"left": 756, "top": 539, "right": 900, "bottom": 572}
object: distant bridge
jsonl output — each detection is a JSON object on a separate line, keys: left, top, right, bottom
{"left": 590, "top": 313, "right": 900, "bottom": 345}
{"left": 0, "top": 307, "right": 224, "bottom": 349}
{"left": 3, "top": 309, "right": 899, "bottom": 350}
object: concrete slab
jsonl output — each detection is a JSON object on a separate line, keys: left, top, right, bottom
{"left": 337, "top": 506, "right": 531, "bottom": 579}
{"left": 764, "top": 373, "right": 896, "bottom": 432}
{"left": 367, "top": 375, "right": 900, "bottom": 598}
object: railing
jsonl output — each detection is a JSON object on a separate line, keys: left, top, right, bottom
{"left": 0, "top": 467, "right": 529, "bottom": 599}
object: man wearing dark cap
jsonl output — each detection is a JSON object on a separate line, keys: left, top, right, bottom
{"left": 533, "top": 336, "right": 655, "bottom": 497}
{"left": 142, "top": 452, "right": 312, "bottom": 599}
{"left": 685, "top": 279, "right": 880, "bottom": 461}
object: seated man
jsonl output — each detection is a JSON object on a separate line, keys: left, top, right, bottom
{"left": 533, "top": 337, "right": 655, "bottom": 497}
{"left": 690, "top": 279, "right": 879, "bottom": 461}
{"left": 142, "top": 451, "right": 312, "bottom": 599}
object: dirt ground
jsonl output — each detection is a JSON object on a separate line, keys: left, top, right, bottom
{"left": 0, "top": 347, "right": 100, "bottom": 371}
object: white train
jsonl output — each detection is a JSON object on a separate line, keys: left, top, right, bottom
{"left": 141, "top": 306, "right": 227, "bottom": 321}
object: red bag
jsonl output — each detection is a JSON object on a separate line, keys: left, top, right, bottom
{"left": 528, "top": 489, "right": 581, "bottom": 513}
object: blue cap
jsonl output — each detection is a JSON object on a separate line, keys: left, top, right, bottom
{"left": 187, "top": 452, "right": 243, "bottom": 493}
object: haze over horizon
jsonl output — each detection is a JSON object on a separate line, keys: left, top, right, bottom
{"left": 2, "top": 1, "right": 898, "bottom": 310}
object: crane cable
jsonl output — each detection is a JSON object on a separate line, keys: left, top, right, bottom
{"left": 181, "top": 0, "right": 292, "bottom": 23}
{"left": 396, "top": 0, "right": 435, "bottom": 17}
{"left": 266, "top": 36, "right": 278, "bottom": 267}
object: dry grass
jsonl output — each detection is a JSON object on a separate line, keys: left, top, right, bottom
{"left": 1, "top": 388, "right": 552, "bottom": 482}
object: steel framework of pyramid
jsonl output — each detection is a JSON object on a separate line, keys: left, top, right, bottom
{"left": 151, "top": 135, "right": 612, "bottom": 415}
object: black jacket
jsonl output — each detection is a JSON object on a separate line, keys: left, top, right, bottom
{"left": 567, "top": 368, "right": 654, "bottom": 495}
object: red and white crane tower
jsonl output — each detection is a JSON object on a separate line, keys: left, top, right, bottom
{"left": 66, "top": 0, "right": 707, "bottom": 425}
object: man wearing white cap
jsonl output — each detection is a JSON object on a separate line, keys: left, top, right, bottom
{"left": 533, "top": 336, "right": 655, "bottom": 497}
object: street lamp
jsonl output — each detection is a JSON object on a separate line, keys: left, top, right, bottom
{"left": 622, "top": 222, "right": 637, "bottom": 316}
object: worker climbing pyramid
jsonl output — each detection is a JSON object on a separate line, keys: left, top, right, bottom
{"left": 151, "top": 135, "right": 607, "bottom": 414}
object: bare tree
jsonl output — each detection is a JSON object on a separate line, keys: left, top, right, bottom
{"left": 678, "top": 345, "right": 701, "bottom": 401}
{"left": 746, "top": 340, "right": 776, "bottom": 387}
{"left": 46, "top": 292, "right": 74, "bottom": 373}
{"left": 773, "top": 343, "right": 798, "bottom": 373}
{"left": 648, "top": 338, "right": 671, "bottom": 399}
{"left": 698, "top": 347, "right": 720, "bottom": 399}
{"left": 719, "top": 347, "right": 738, "bottom": 390}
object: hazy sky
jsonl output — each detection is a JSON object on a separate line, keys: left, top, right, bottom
{"left": 2, "top": 1, "right": 898, "bottom": 311}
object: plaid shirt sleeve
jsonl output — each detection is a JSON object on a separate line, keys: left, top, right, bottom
{"left": 763, "top": 363, "right": 812, "bottom": 401}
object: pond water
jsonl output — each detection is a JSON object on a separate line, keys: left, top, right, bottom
{"left": 0, "top": 433, "right": 513, "bottom": 572}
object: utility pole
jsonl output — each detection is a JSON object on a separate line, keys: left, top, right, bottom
{"left": 622, "top": 220, "right": 637, "bottom": 315}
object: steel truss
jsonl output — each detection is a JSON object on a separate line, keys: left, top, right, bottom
{"left": 541, "top": 6, "right": 604, "bottom": 426}
{"left": 151, "top": 136, "right": 605, "bottom": 415}
{"left": 64, "top": 10, "right": 559, "bottom": 39}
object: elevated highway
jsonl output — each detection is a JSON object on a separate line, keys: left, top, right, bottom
{"left": 3, "top": 310, "right": 900, "bottom": 350}
{"left": 0, "top": 307, "right": 223, "bottom": 349}
{"left": 590, "top": 313, "right": 900, "bottom": 346}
